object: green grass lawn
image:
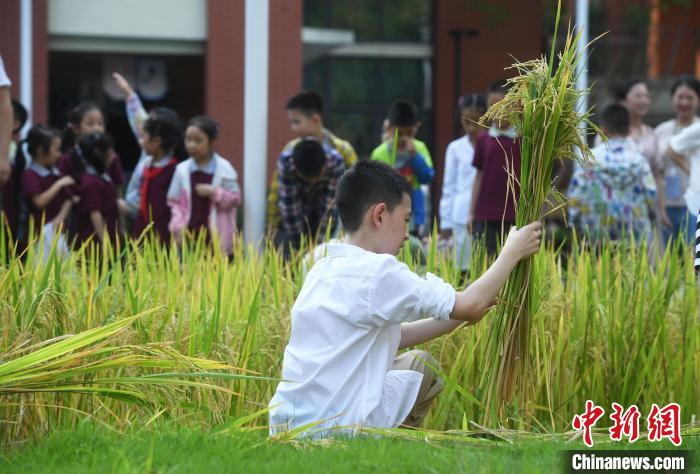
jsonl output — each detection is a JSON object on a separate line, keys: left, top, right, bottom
{"left": 3, "top": 424, "right": 698, "bottom": 474}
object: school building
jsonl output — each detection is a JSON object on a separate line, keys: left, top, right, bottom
{"left": 1, "top": 0, "right": 699, "bottom": 239}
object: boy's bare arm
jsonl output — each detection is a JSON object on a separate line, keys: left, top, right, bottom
{"left": 399, "top": 319, "right": 464, "bottom": 349}
{"left": 399, "top": 222, "right": 542, "bottom": 348}
{"left": 450, "top": 222, "right": 542, "bottom": 322}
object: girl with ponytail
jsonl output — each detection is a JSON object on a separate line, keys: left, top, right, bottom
{"left": 19, "top": 125, "right": 74, "bottom": 258}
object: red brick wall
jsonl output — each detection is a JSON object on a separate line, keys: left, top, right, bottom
{"left": 268, "top": 0, "right": 302, "bottom": 182}
{"left": 0, "top": 0, "right": 21, "bottom": 95}
{"left": 206, "top": 0, "right": 302, "bottom": 189}
{"left": 206, "top": 0, "right": 245, "bottom": 177}
{"left": 433, "top": 0, "right": 543, "bottom": 221}
{"left": 0, "top": 0, "right": 48, "bottom": 124}
{"left": 648, "top": 1, "right": 700, "bottom": 78}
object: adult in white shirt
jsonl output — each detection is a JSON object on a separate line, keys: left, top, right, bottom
{"left": 439, "top": 93, "right": 486, "bottom": 271}
{"left": 669, "top": 118, "right": 700, "bottom": 227}
{"left": 655, "top": 76, "right": 700, "bottom": 245}
{"left": 269, "top": 160, "right": 542, "bottom": 436}
{"left": 0, "top": 55, "right": 13, "bottom": 185}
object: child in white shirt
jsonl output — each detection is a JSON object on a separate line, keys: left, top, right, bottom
{"left": 439, "top": 93, "right": 486, "bottom": 271}
{"left": 269, "top": 160, "right": 542, "bottom": 436}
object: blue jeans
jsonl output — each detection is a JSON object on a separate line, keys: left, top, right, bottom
{"left": 661, "top": 206, "right": 695, "bottom": 247}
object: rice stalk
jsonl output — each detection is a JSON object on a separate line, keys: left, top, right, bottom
{"left": 476, "top": 1, "right": 602, "bottom": 425}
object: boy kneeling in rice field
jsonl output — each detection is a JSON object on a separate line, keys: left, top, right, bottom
{"left": 269, "top": 160, "right": 542, "bottom": 436}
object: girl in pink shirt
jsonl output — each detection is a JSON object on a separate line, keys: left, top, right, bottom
{"left": 167, "top": 116, "right": 241, "bottom": 256}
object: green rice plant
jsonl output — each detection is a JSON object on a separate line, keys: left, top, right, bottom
{"left": 475, "top": 2, "right": 602, "bottom": 425}
{"left": 1, "top": 210, "right": 698, "bottom": 446}
{"left": 0, "top": 308, "right": 264, "bottom": 445}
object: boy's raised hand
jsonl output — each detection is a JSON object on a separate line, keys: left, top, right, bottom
{"left": 503, "top": 222, "right": 542, "bottom": 261}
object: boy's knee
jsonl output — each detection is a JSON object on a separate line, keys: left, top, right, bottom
{"left": 409, "top": 349, "right": 436, "bottom": 368}
{"left": 406, "top": 350, "right": 443, "bottom": 391}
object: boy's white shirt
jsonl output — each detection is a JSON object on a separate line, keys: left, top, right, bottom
{"left": 670, "top": 120, "right": 700, "bottom": 214}
{"left": 439, "top": 135, "right": 476, "bottom": 229}
{"left": 269, "top": 242, "right": 455, "bottom": 435}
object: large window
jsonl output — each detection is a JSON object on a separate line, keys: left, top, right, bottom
{"left": 303, "top": 0, "right": 433, "bottom": 159}
{"left": 304, "top": 0, "right": 431, "bottom": 42}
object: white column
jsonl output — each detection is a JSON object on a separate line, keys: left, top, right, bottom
{"left": 575, "top": 0, "right": 589, "bottom": 116}
{"left": 20, "top": 0, "right": 33, "bottom": 134}
{"left": 243, "top": 0, "right": 269, "bottom": 247}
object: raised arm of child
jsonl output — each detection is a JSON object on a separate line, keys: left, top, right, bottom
{"left": 31, "top": 176, "right": 75, "bottom": 209}
{"left": 113, "top": 72, "right": 148, "bottom": 140}
{"left": 399, "top": 222, "right": 542, "bottom": 348}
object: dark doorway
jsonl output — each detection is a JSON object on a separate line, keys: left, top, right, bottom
{"left": 49, "top": 52, "right": 205, "bottom": 172}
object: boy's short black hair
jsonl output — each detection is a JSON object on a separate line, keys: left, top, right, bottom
{"left": 336, "top": 160, "right": 413, "bottom": 232}
{"left": 292, "top": 139, "right": 327, "bottom": 178}
{"left": 387, "top": 100, "right": 419, "bottom": 127}
{"left": 600, "top": 104, "right": 630, "bottom": 136}
{"left": 286, "top": 91, "right": 323, "bottom": 117}
{"left": 12, "top": 99, "right": 28, "bottom": 134}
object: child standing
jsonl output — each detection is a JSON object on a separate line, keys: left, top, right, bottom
{"left": 371, "top": 100, "right": 434, "bottom": 235}
{"left": 59, "top": 103, "right": 125, "bottom": 193}
{"left": 2, "top": 99, "right": 29, "bottom": 242}
{"left": 267, "top": 91, "right": 356, "bottom": 239}
{"left": 439, "top": 93, "right": 486, "bottom": 271}
{"left": 269, "top": 160, "right": 541, "bottom": 436}
{"left": 112, "top": 72, "right": 187, "bottom": 242}
{"left": 568, "top": 104, "right": 656, "bottom": 242}
{"left": 468, "top": 80, "right": 521, "bottom": 255}
{"left": 274, "top": 138, "right": 345, "bottom": 256}
{"left": 167, "top": 116, "right": 241, "bottom": 255}
{"left": 19, "top": 125, "right": 74, "bottom": 258}
{"left": 74, "top": 133, "right": 120, "bottom": 246}
{"left": 128, "top": 112, "right": 181, "bottom": 244}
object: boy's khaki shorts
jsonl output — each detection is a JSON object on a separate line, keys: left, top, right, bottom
{"left": 392, "top": 350, "right": 443, "bottom": 428}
